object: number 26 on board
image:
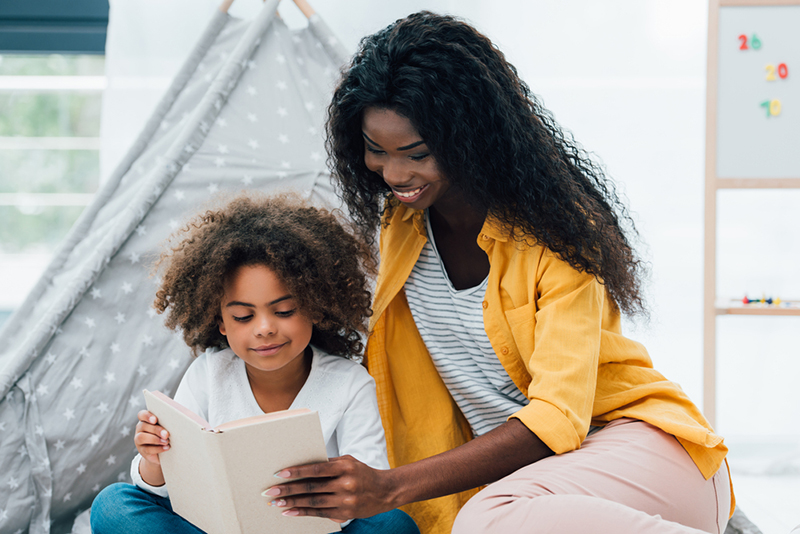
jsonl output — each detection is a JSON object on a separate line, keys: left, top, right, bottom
{"left": 738, "top": 34, "right": 761, "bottom": 50}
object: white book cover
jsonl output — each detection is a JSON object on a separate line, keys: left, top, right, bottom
{"left": 144, "top": 389, "right": 340, "bottom": 534}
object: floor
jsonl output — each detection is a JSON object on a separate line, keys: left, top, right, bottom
{"left": 725, "top": 437, "right": 800, "bottom": 534}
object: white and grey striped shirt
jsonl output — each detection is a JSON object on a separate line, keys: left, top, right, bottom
{"left": 404, "top": 214, "right": 528, "bottom": 436}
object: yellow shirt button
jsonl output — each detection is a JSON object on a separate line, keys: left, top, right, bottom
{"left": 481, "top": 234, "right": 490, "bottom": 240}
{"left": 482, "top": 301, "right": 488, "bottom": 309}
{"left": 501, "top": 347, "right": 509, "bottom": 355}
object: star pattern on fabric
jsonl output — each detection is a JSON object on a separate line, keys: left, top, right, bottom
{"left": 9, "top": 23, "right": 346, "bottom": 532}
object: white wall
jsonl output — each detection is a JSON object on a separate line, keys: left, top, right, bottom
{"left": 101, "top": 0, "right": 800, "bottom": 440}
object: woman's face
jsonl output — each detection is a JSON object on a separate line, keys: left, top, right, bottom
{"left": 362, "top": 107, "right": 454, "bottom": 211}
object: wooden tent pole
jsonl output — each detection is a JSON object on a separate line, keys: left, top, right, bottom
{"left": 292, "top": 0, "right": 316, "bottom": 18}
{"left": 219, "top": 0, "right": 315, "bottom": 20}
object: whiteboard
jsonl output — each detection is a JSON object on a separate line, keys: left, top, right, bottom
{"left": 716, "top": 5, "right": 800, "bottom": 178}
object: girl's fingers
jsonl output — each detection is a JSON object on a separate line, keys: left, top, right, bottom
{"left": 137, "top": 410, "right": 158, "bottom": 424}
{"left": 135, "top": 431, "right": 170, "bottom": 447}
{"left": 135, "top": 421, "right": 170, "bottom": 441}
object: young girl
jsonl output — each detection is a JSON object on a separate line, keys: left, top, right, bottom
{"left": 90, "top": 194, "right": 419, "bottom": 534}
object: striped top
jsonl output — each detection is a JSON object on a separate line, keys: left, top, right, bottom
{"left": 404, "top": 214, "right": 528, "bottom": 436}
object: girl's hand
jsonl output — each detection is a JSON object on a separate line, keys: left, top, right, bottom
{"left": 134, "top": 410, "right": 170, "bottom": 466}
{"left": 263, "top": 455, "right": 397, "bottom": 521}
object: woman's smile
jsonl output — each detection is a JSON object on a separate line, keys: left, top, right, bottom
{"left": 392, "top": 184, "right": 428, "bottom": 201}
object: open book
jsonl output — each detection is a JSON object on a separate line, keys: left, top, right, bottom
{"left": 143, "top": 389, "right": 340, "bottom": 534}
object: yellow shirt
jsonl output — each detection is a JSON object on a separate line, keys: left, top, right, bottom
{"left": 366, "top": 205, "right": 731, "bottom": 534}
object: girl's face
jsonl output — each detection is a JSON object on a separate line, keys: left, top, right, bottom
{"left": 218, "top": 264, "right": 313, "bottom": 376}
{"left": 362, "top": 107, "right": 454, "bottom": 211}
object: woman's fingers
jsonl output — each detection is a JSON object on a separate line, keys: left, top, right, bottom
{"left": 274, "top": 455, "right": 357, "bottom": 485}
{"left": 265, "top": 455, "right": 393, "bottom": 520}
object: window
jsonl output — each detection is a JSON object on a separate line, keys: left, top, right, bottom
{"left": 0, "top": 54, "right": 105, "bottom": 327}
{"left": 0, "top": 1, "right": 107, "bottom": 328}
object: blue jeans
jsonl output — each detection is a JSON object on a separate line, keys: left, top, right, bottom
{"left": 91, "top": 483, "right": 419, "bottom": 534}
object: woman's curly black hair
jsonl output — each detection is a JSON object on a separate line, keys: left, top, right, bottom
{"left": 154, "top": 194, "right": 375, "bottom": 358}
{"left": 326, "top": 11, "right": 647, "bottom": 315}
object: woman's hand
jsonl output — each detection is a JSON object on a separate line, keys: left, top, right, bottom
{"left": 134, "top": 410, "right": 169, "bottom": 486}
{"left": 267, "top": 419, "right": 552, "bottom": 521}
{"left": 263, "top": 455, "right": 398, "bottom": 521}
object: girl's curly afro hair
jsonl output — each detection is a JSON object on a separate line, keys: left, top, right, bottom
{"left": 327, "top": 11, "right": 647, "bottom": 316}
{"left": 153, "top": 194, "right": 375, "bottom": 358}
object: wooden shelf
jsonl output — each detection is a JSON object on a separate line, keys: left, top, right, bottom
{"left": 716, "top": 306, "right": 800, "bottom": 316}
{"left": 715, "top": 178, "right": 800, "bottom": 189}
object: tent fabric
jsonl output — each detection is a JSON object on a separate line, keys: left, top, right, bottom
{"left": 0, "top": 3, "right": 349, "bottom": 532}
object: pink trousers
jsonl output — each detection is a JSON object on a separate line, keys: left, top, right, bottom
{"left": 452, "top": 418, "right": 731, "bottom": 534}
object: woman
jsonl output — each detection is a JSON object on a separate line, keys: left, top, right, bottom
{"left": 265, "top": 11, "right": 732, "bottom": 534}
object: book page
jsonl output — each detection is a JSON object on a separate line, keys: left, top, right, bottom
{"left": 213, "top": 407, "right": 312, "bottom": 432}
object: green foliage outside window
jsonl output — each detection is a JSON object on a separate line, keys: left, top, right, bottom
{"left": 0, "top": 54, "right": 104, "bottom": 254}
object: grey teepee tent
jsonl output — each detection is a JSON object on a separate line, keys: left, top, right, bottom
{"left": 0, "top": 2, "right": 349, "bottom": 532}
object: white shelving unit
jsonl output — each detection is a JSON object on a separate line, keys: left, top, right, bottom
{"left": 704, "top": 0, "right": 800, "bottom": 427}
